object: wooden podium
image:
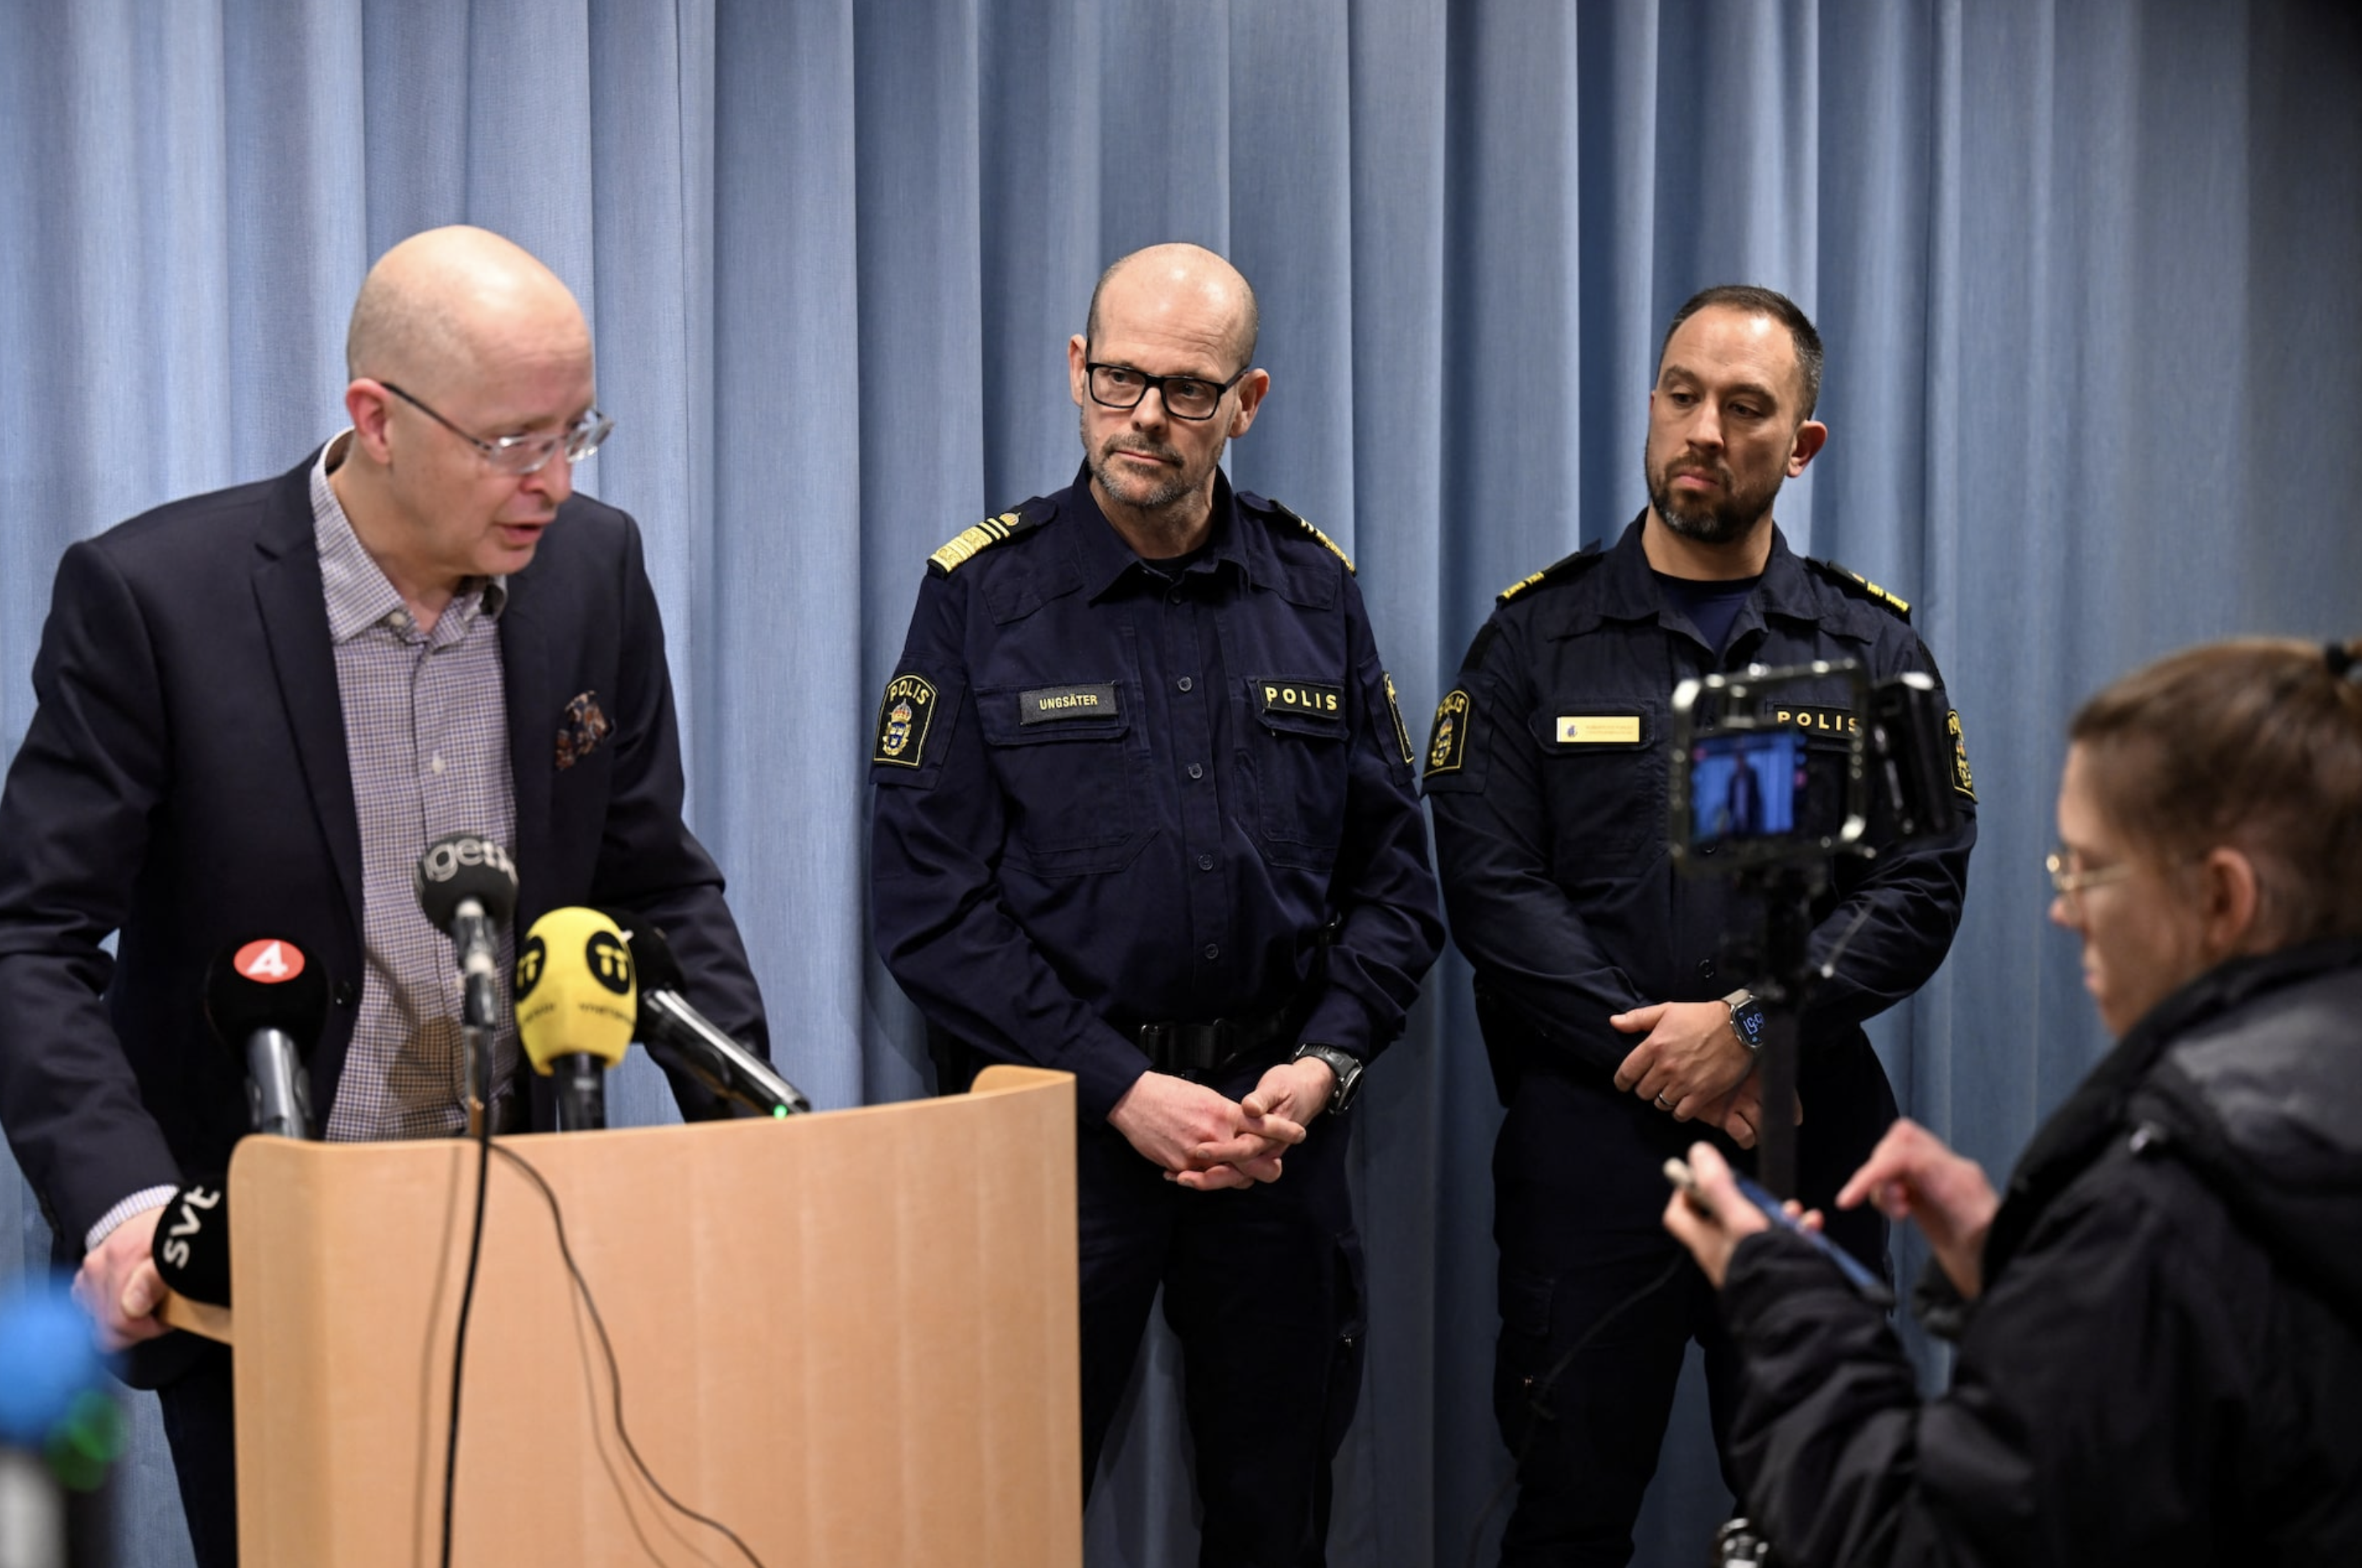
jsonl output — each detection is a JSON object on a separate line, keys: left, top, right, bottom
{"left": 166, "top": 1065, "right": 1081, "bottom": 1567}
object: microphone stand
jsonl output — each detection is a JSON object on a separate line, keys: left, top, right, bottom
{"left": 455, "top": 896, "right": 500, "bottom": 1137}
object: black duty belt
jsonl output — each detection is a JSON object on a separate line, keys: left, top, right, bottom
{"left": 1128, "top": 997, "right": 1308, "bottom": 1077}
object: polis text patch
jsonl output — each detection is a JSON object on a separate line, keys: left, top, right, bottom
{"left": 1256, "top": 680, "right": 1344, "bottom": 719}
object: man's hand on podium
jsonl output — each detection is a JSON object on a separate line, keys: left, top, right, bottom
{"left": 73, "top": 1206, "right": 171, "bottom": 1351}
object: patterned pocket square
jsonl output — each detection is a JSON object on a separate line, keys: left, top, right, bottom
{"left": 556, "top": 691, "right": 613, "bottom": 771}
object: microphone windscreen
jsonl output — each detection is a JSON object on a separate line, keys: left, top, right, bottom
{"left": 203, "top": 938, "right": 330, "bottom": 1061}
{"left": 0, "top": 1279, "right": 111, "bottom": 1445}
{"left": 412, "top": 833, "right": 520, "bottom": 934}
{"left": 151, "top": 1179, "right": 233, "bottom": 1308}
{"left": 516, "top": 907, "right": 637, "bottom": 1073}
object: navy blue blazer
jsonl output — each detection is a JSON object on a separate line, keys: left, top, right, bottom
{"left": 0, "top": 451, "right": 769, "bottom": 1267}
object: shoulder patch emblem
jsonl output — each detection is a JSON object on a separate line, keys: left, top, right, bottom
{"left": 929, "top": 509, "right": 1041, "bottom": 575}
{"left": 1384, "top": 673, "right": 1416, "bottom": 766}
{"left": 873, "top": 673, "right": 939, "bottom": 767}
{"left": 1426, "top": 689, "right": 1472, "bottom": 776}
{"left": 1807, "top": 557, "right": 1912, "bottom": 621}
{"left": 1497, "top": 544, "right": 1604, "bottom": 605}
{"left": 1947, "top": 709, "right": 1976, "bottom": 801}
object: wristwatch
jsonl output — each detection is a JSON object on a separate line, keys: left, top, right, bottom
{"left": 1290, "top": 1043, "right": 1365, "bottom": 1116}
{"left": 1723, "top": 988, "right": 1767, "bottom": 1055}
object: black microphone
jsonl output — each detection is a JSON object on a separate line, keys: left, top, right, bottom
{"left": 151, "top": 1178, "right": 231, "bottom": 1307}
{"left": 605, "top": 915, "right": 810, "bottom": 1117}
{"left": 412, "top": 833, "right": 520, "bottom": 1033}
{"left": 204, "top": 937, "right": 329, "bottom": 1138}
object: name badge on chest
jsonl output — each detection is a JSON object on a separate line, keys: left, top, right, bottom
{"left": 1555, "top": 714, "right": 1640, "bottom": 745}
{"left": 1019, "top": 683, "right": 1120, "bottom": 723}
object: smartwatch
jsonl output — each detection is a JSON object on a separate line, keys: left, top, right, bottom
{"left": 1290, "top": 1043, "right": 1365, "bottom": 1116}
{"left": 1723, "top": 989, "right": 1767, "bottom": 1056}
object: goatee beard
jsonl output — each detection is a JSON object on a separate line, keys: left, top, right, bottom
{"left": 1646, "top": 459, "right": 1778, "bottom": 546}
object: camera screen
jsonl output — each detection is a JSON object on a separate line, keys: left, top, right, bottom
{"left": 1687, "top": 728, "right": 1803, "bottom": 847}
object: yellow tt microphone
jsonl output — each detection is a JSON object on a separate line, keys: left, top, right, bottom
{"left": 515, "top": 907, "right": 637, "bottom": 1131}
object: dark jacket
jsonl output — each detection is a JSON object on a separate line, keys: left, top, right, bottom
{"left": 1721, "top": 940, "right": 2362, "bottom": 1566}
{"left": 0, "top": 454, "right": 767, "bottom": 1308}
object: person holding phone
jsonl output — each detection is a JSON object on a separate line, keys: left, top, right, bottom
{"left": 1667, "top": 636, "right": 2362, "bottom": 1565}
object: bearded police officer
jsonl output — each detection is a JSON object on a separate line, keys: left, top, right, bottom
{"left": 871, "top": 242, "right": 1442, "bottom": 1563}
{"left": 1423, "top": 285, "right": 1976, "bottom": 1566}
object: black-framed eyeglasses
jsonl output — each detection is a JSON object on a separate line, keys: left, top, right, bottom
{"left": 380, "top": 382, "right": 613, "bottom": 475}
{"left": 1083, "top": 350, "right": 1249, "bottom": 422}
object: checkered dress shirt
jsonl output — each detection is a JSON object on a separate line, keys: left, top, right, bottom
{"left": 312, "top": 436, "right": 520, "bottom": 1141}
{"left": 80, "top": 440, "right": 528, "bottom": 1247}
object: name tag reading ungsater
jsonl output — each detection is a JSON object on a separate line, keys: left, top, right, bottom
{"left": 1556, "top": 715, "right": 1640, "bottom": 745}
{"left": 1019, "top": 683, "right": 1118, "bottom": 723}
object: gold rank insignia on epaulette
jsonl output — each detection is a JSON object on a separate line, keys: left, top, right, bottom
{"left": 1806, "top": 557, "right": 1912, "bottom": 621}
{"left": 1252, "top": 496, "right": 1356, "bottom": 575}
{"left": 928, "top": 508, "right": 1042, "bottom": 574}
{"left": 1497, "top": 544, "right": 1603, "bottom": 605}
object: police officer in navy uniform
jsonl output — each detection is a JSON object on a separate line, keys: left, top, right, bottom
{"left": 1423, "top": 285, "right": 1976, "bottom": 1566}
{"left": 871, "top": 243, "right": 1442, "bottom": 1566}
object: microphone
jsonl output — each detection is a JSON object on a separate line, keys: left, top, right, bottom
{"left": 203, "top": 937, "right": 329, "bottom": 1139}
{"left": 514, "top": 907, "right": 637, "bottom": 1132}
{"left": 605, "top": 915, "right": 810, "bottom": 1117}
{"left": 412, "top": 833, "right": 520, "bottom": 1033}
{"left": 150, "top": 1178, "right": 232, "bottom": 1307}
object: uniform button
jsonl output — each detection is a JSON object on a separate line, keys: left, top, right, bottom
{"left": 1197, "top": 854, "right": 1215, "bottom": 871}
{"left": 1168, "top": 591, "right": 1183, "bottom": 604}
{"left": 1187, "top": 762, "right": 1203, "bottom": 780}
{"left": 1203, "top": 944, "right": 1219, "bottom": 960}
{"left": 1698, "top": 960, "right": 1717, "bottom": 980}
{"left": 1176, "top": 676, "right": 1194, "bottom": 693}
{"left": 1701, "top": 843, "right": 1718, "bottom": 856}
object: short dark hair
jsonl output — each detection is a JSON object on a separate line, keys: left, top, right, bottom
{"left": 1658, "top": 285, "right": 1823, "bottom": 420}
{"left": 2072, "top": 636, "right": 2362, "bottom": 944}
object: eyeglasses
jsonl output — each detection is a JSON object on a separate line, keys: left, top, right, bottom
{"left": 2045, "top": 847, "right": 2137, "bottom": 903}
{"left": 380, "top": 382, "right": 613, "bottom": 475}
{"left": 1083, "top": 352, "right": 1249, "bottom": 422}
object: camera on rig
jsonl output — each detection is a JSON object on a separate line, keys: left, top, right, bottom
{"left": 1667, "top": 659, "right": 1957, "bottom": 877}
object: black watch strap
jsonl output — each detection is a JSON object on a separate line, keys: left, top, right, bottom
{"left": 1290, "top": 1043, "right": 1365, "bottom": 1116}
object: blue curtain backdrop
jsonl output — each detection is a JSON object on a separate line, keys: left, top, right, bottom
{"left": 2, "top": 2, "right": 2357, "bottom": 1564}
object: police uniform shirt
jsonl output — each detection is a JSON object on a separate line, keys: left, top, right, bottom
{"left": 1423, "top": 511, "right": 1976, "bottom": 1079}
{"left": 870, "top": 466, "right": 1442, "bottom": 1119}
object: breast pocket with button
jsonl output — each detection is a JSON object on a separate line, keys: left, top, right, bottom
{"left": 1240, "top": 675, "right": 1351, "bottom": 869}
{"left": 975, "top": 681, "right": 1152, "bottom": 876}
{"left": 1535, "top": 700, "right": 1663, "bottom": 883}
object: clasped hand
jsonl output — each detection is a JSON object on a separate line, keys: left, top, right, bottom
{"left": 1611, "top": 1000, "right": 1799, "bottom": 1149}
{"left": 1106, "top": 1058, "right": 1336, "bottom": 1190}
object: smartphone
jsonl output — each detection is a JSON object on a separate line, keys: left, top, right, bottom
{"left": 1664, "top": 1158, "right": 1895, "bottom": 1306}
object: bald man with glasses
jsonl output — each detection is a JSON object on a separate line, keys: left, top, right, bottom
{"left": 872, "top": 242, "right": 1442, "bottom": 1563}
{"left": 0, "top": 224, "right": 768, "bottom": 1568}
